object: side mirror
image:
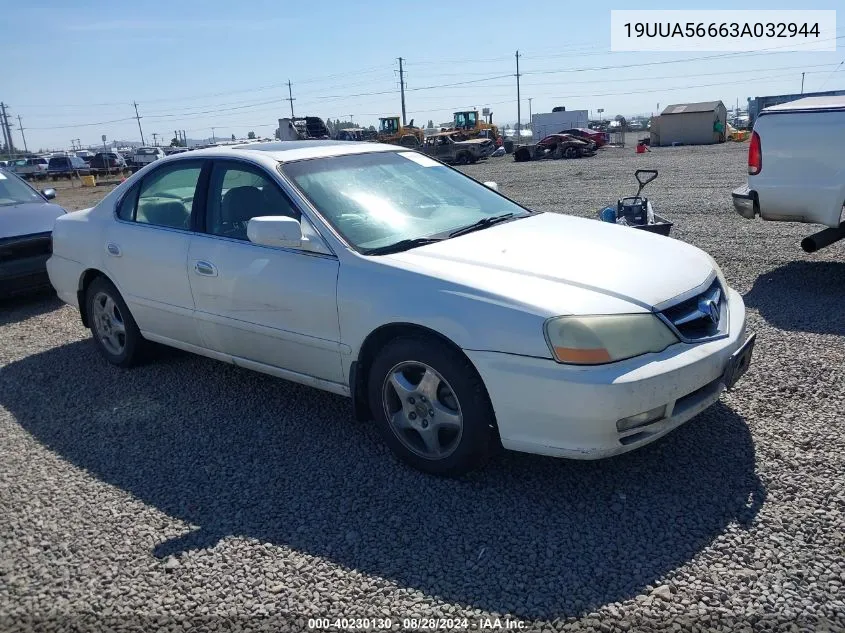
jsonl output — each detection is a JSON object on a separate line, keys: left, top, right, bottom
{"left": 41, "top": 188, "right": 57, "bottom": 200}
{"left": 247, "top": 216, "right": 303, "bottom": 248}
{"left": 483, "top": 181, "right": 499, "bottom": 192}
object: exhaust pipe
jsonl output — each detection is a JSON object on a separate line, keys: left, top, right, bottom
{"left": 801, "top": 222, "right": 845, "bottom": 253}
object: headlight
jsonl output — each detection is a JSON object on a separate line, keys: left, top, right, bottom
{"left": 705, "top": 255, "right": 728, "bottom": 293}
{"left": 544, "top": 314, "right": 679, "bottom": 365}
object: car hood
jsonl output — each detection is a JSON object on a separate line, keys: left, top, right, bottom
{"left": 382, "top": 213, "right": 714, "bottom": 314}
{"left": 0, "top": 201, "right": 66, "bottom": 239}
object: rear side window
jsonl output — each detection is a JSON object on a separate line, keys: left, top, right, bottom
{"left": 135, "top": 162, "right": 203, "bottom": 229}
{"left": 117, "top": 185, "right": 139, "bottom": 221}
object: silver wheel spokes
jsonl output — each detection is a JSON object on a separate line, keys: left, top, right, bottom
{"left": 383, "top": 362, "right": 463, "bottom": 460}
{"left": 92, "top": 292, "right": 127, "bottom": 355}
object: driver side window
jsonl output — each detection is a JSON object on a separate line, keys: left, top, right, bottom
{"left": 205, "top": 162, "right": 300, "bottom": 241}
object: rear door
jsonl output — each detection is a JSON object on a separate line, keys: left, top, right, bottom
{"left": 187, "top": 159, "right": 343, "bottom": 383}
{"left": 103, "top": 159, "right": 208, "bottom": 345}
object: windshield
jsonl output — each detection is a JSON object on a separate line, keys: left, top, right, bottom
{"left": 282, "top": 151, "right": 530, "bottom": 252}
{"left": 0, "top": 171, "right": 43, "bottom": 206}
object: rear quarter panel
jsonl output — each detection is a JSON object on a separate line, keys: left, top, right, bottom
{"left": 48, "top": 186, "right": 127, "bottom": 299}
{"left": 751, "top": 111, "right": 845, "bottom": 227}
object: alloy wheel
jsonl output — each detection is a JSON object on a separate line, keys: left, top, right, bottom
{"left": 382, "top": 361, "right": 463, "bottom": 460}
{"left": 91, "top": 291, "right": 127, "bottom": 356}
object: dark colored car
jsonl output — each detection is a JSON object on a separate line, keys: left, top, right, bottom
{"left": 0, "top": 169, "right": 67, "bottom": 297}
{"left": 47, "top": 155, "right": 90, "bottom": 180}
{"left": 560, "top": 128, "right": 609, "bottom": 148}
{"left": 90, "top": 152, "right": 127, "bottom": 170}
{"left": 513, "top": 134, "right": 595, "bottom": 162}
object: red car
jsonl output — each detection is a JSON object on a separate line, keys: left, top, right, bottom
{"left": 560, "top": 128, "right": 609, "bottom": 148}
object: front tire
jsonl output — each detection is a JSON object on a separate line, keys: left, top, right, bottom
{"left": 367, "top": 336, "right": 496, "bottom": 476}
{"left": 85, "top": 277, "right": 145, "bottom": 367}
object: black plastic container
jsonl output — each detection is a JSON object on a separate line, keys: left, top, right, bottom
{"left": 632, "top": 213, "right": 673, "bottom": 236}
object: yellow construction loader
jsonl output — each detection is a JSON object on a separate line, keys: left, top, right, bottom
{"left": 451, "top": 110, "right": 499, "bottom": 142}
{"left": 377, "top": 116, "right": 424, "bottom": 147}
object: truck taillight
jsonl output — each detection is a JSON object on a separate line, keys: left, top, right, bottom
{"left": 748, "top": 131, "right": 762, "bottom": 175}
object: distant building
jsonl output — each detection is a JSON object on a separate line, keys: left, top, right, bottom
{"left": 650, "top": 101, "right": 727, "bottom": 146}
{"left": 747, "top": 90, "right": 845, "bottom": 125}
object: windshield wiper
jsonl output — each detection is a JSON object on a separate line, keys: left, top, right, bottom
{"left": 448, "top": 212, "right": 516, "bottom": 238}
{"left": 363, "top": 237, "right": 444, "bottom": 256}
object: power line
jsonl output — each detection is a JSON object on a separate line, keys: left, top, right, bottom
{"left": 523, "top": 35, "right": 845, "bottom": 78}
{"left": 24, "top": 116, "right": 138, "bottom": 130}
{"left": 818, "top": 60, "right": 844, "bottom": 90}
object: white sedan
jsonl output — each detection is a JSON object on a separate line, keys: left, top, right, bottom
{"left": 47, "top": 141, "right": 755, "bottom": 475}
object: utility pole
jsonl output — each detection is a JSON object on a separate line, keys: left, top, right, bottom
{"left": 285, "top": 80, "right": 296, "bottom": 118}
{"left": 398, "top": 57, "right": 407, "bottom": 126}
{"left": 0, "top": 105, "right": 9, "bottom": 155}
{"left": 0, "top": 103, "right": 15, "bottom": 155}
{"left": 515, "top": 51, "right": 521, "bottom": 142}
{"left": 16, "top": 115, "right": 28, "bottom": 152}
{"left": 211, "top": 128, "right": 216, "bottom": 144}
{"left": 801, "top": 72, "right": 805, "bottom": 94}
{"left": 133, "top": 102, "right": 146, "bottom": 145}
{"left": 528, "top": 97, "right": 533, "bottom": 129}
{"left": 152, "top": 132, "right": 158, "bottom": 146}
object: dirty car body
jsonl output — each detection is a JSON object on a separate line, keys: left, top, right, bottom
{"left": 423, "top": 132, "right": 494, "bottom": 164}
{"left": 514, "top": 134, "right": 595, "bottom": 162}
{"left": 46, "top": 141, "right": 753, "bottom": 475}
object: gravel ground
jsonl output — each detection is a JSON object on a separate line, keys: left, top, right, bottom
{"left": 1, "top": 143, "right": 843, "bottom": 632}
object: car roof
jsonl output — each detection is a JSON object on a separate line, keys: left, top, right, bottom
{"left": 763, "top": 96, "right": 845, "bottom": 113}
{"left": 183, "top": 140, "right": 401, "bottom": 163}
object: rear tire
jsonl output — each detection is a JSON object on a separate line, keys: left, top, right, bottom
{"left": 85, "top": 277, "right": 145, "bottom": 368}
{"left": 367, "top": 336, "right": 496, "bottom": 476}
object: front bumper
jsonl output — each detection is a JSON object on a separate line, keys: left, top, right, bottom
{"left": 466, "top": 288, "right": 749, "bottom": 460}
{"left": 0, "top": 254, "right": 51, "bottom": 297}
{"left": 732, "top": 184, "right": 758, "bottom": 219}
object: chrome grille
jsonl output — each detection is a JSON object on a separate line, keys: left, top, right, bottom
{"left": 659, "top": 279, "right": 727, "bottom": 342}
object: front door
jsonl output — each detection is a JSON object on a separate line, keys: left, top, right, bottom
{"left": 187, "top": 159, "right": 343, "bottom": 383}
{"left": 103, "top": 159, "right": 206, "bottom": 346}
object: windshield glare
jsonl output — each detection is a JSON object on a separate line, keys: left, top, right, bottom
{"left": 0, "top": 171, "right": 43, "bottom": 206}
{"left": 282, "top": 151, "right": 528, "bottom": 252}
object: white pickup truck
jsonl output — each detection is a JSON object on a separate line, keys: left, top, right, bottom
{"left": 732, "top": 96, "right": 845, "bottom": 253}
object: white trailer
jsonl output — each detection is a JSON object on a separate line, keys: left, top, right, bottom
{"left": 530, "top": 110, "right": 589, "bottom": 140}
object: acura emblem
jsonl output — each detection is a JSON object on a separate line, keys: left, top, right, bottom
{"left": 698, "top": 298, "right": 720, "bottom": 325}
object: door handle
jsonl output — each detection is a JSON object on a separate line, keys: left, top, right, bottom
{"left": 194, "top": 260, "right": 218, "bottom": 277}
{"left": 106, "top": 242, "right": 121, "bottom": 257}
